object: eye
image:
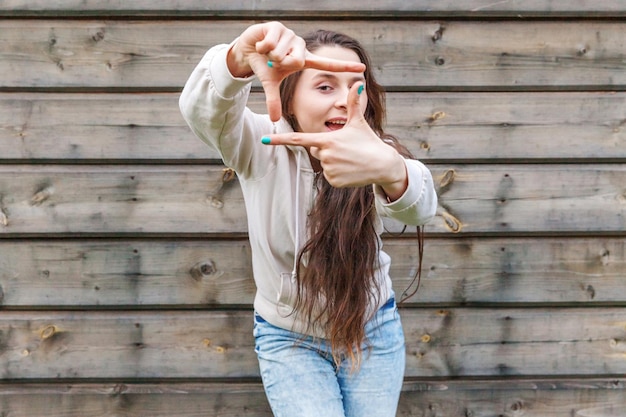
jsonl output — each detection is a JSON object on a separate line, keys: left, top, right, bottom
{"left": 349, "top": 81, "right": 366, "bottom": 91}
{"left": 316, "top": 84, "right": 333, "bottom": 92}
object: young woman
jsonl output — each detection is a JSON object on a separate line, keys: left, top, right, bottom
{"left": 180, "top": 21, "right": 437, "bottom": 417}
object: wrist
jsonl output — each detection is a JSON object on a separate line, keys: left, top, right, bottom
{"left": 226, "top": 40, "right": 254, "bottom": 78}
{"left": 378, "top": 152, "right": 408, "bottom": 202}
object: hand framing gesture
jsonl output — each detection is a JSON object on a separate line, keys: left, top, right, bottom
{"left": 227, "top": 21, "right": 366, "bottom": 122}
{"left": 262, "top": 82, "right": 408, "bottom": 200}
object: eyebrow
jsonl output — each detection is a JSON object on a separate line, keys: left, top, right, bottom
{"left": 311, "top": 73, "right": 366, "bottom": 83}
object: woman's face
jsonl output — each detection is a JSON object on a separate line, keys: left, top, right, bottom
{"left": 291, "top": 46, "right": 367, "bottom": 133}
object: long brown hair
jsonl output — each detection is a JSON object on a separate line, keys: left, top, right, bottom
{"left": 280, "top": 30, "right": 414, "bottom": 369}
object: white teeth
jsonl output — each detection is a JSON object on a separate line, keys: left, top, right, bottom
{"left": 328, "top": 120, "right": 346, "bottom": 125}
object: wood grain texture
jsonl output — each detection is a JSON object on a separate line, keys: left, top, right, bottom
{"left": 2, "top": 91, "right": 624, "bottom": 162}
{"left": 1, "top": 164, "right": 624, "bottom": 235}
{"left": 1, "top": 2, "right": 625, "bottom": 414}
{"left": 0, "top": 237, "right": 624, "bottom": 307}
{"left": 399, "top": 378, "right": 626, "bottom": 417}
{"left": 2, "top": 0, "right": 625, "bottom": 17}
{"left": 1, "top": 20, "right": 625, "bottom": 89}
{"left": 0, "top": 379, "right": 624, "bottom": 417}
{"left": 0, "top": 165, "right": 246, "bottom": 235}
{"left": 0, "top": 309, "right": 625, "bottom": 379}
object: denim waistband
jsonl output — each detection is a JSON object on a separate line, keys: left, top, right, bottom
{"left": 380, "top": 297, "right": 396, "bottom": 310}
{"left": 255, "top": 297, "right": 396, "bottom": 325}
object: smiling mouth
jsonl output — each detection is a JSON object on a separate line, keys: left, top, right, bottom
{"left": 325, "top": 120, "right": 346, "bottom": 131}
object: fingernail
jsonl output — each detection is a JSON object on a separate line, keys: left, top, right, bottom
{"left": 357, "top": 85, "right": 364, "bottom": 95}
{"left": 261, "top": 136, "right": 271, "bottom": 144}
{"left": 267, "top": 60, "right": 273, "bottom": 68}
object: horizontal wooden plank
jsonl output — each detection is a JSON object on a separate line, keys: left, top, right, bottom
{"left": 400, "top": 378, "right": 626, "bottom": 417}
{"left": 1, "top": 308, "right": 625, "bottom": 379}
{"left": 2, "top": 0, "right": 625, "bottom": 17}
{"left": 433, "top": 164, "right": 626, "bottom": 234}
{"left": 2, "top": 91, "right": 625, "bottom": 162}
{"left": 0, "top": 237, "right": 624, "bottom": 307}
{"left": 0, "top": 165, "right": 247, "bottom": 235}
{"left": 1, "top": 164, "right": 624, "bottom": 235}
{"left": 1, "top": 20, "right": 625, "bottom": 89}
{"left": 0, "top": 379, "right": 624, "bottom": 417}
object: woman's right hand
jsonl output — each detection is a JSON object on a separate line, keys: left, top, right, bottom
{"left": 226, "top": 22, "right": 366, "bottom": 122}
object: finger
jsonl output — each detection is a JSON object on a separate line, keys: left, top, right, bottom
{"left": 304, "top": 50, "right": 366, "bottom": 73}
{"left": 309, "top": 145, "right": 321, "bottom": 160}
{"left": 254, "top": 23, "right": 283, "bottom": 55}
{"left": 274, "top": 45, "right": 306, "bottom": 70}
{"left": 264, "top": 38, "right": 306, "bottom": 71}
{"left": 256, "top": 25, "right": 302, "bottom": 67}
{"left": 261, "top": 131, "right": 328, "bottom": 148}
{"left": 261, "top": 80, "right": 283, "bottom": 122}
{"left": 346, "top": 81, "right": 366, "bottom": 123}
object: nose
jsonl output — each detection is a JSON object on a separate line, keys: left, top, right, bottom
{"left": 334, "top": 88, "right": 350, "bottom": 109}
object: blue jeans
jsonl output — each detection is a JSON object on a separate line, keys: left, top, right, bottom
{"left": 254, "top": 298, "right": 405, "bottom": 417}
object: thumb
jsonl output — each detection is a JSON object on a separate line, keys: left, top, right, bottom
{"left": 346, "top": 82, "right": 366, "bottom": 125}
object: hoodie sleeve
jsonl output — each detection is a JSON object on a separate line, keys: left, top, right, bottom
{"left": 373, "top": 158, "right": 438, "bottom": 226}
{"left": 179, "top": 41, "right": 275, "bottom": 179}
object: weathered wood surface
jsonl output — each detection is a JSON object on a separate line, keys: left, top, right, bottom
{"left": 2, "top": 20, "right": 626, "bottom": 89}
{"left": 399, "top": 378, "right": 626, "bottom": 417}
{"left": 2, "top": 0, "right": 625, "bottom": 17}
{"left": 0, "top": 164, "right": 624, "bottom": 235}
{"left": 1, "top": 308, "right": 625, "bottom": 379}
{"left": 0, "top": 237, "right": 624, "bottom": 307}
{"left": 0, "top": 379, "right": 624, "bottom": 417}
{"left": 2, "top": 91, "right": 625, "bottom": 162}
{"left": 0, "top": 165, "right": 246, "bottom": 235}
{"left": 1, "top": 2, "right": 625, "bottom": 415}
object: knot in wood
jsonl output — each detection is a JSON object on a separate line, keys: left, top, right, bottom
{"left": 30, "top": 186, "right": 54, "bottom": 206}
{"left": 112, "top": 384, "right": 128, "bottom": 395}
{"left": 432, "top": 25, "right": 445, "bottom": 42}
{"left": 509, "top": 400, "right": 525, "bottom": 414}
{"left": 428, "top": 111, "right": 446, "bottom": 123}
{"left": 420, "top": 334, "right": 431, "bottom": 343}
{"left": 92, "top": 30, "right": 105, "bottom": 42}
{"left": 600, "top": 249, "right": 610, "bottom": 266}
{"left": 207, "top": 168, "right": 237, "bottom": 208}
{"left": 208, "top": 195, "right": 224, "bottom": 208}
{"left": 40, "top": 325, "right": 59, "bottom": 340}
{"left": 440, "top": 210, "right": 463, "bottom": 233}
{"left": 438, "top": 169, "right": 456, "bottom": 188}
{"left": 222, "top": 168, "right": 236, "bottom": 183}
{"left": 190, "top": 260, "right": 217, "bottom": 281}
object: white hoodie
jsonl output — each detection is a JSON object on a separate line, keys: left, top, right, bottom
{"left": 179, "top": 42, "right": 438, "bottom": 337}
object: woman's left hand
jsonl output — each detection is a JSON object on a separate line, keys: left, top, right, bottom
{"left": 262, "top": 82, "right": 408, "bottom": 201}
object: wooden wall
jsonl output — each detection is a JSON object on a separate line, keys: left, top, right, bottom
{"left": 1, "top": 1, "right": 625, "bottom": 416}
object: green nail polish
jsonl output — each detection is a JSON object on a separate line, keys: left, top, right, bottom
{"left": 261, "top": 136, "right": 271, "bottom": 144}
{"left": 267, "top": 60, "right": 273, "bottom": 68}
{"left": 357, "top": 85, "right": 364, "bottom": 95}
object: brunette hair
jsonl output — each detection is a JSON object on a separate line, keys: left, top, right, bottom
{"left": 280, "top": 30, "right": 416, "bottom": 369}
